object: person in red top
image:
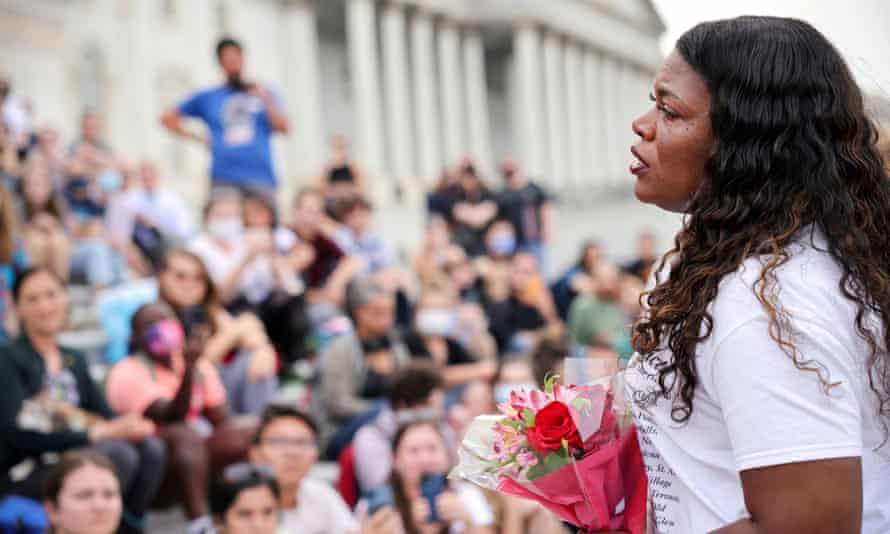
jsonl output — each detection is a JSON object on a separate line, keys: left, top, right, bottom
{"left": 105, "top": 302, "right": 256, "bottom": 534}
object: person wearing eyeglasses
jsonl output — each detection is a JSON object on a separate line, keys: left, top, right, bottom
{"left": 158, "top": 248, "right": 279, "bottom": 415}
{"left": 248, "top": 405, "right": 399, "bottom": 534}
{"left": 210, "top": 462, "right": 282, "bottom": 534}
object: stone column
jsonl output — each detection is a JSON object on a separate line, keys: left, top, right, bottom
{"left": 513, "top": 22, "right": 545, "bottom": 179}
{"left": 599, "top": 55, "right": 619, "bottom": 186}
{"left": 564, "top": 41, "right": 586, "bottom": 188}
{"left": 381, "top": 2, "right": 414, "bottom": 183}
{"left": 617, "top": 62, "right": 638, "bottom": 186}
{"left": 583, "top": 49, "right": 605, "bottom": 187}
{"left": 543, "top": 31, "right": 567, "bottom": 189}
{"left": 411, "top": 9, "right": 441, "bottom": 184}
{"left": 283, "top": 0, "right": 325, "bottom": 189}
{"left": 346, "top": 0, "right": 386, "bottom": 182}
{"left": 463, "top": 26, "right": 494, "bottom": 179}
{"left": 438, "top": 18, "right": 465, "bottom": 168}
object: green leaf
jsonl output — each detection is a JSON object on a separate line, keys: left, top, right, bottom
{"left": 544, "top": 372, "right": 560, "bottom": 395}
{"left": 522, "top": 408, "right": 536, "bottom": 427}
{"left": 526, "top": 450, "right": 571, "bottom": 480}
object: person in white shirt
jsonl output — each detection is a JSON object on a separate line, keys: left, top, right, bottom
{"left": 248, "top": 405, "right": 400, "bottom": 534}
{"left": 626, "top": 16, "right": 890, "bottom": 534}
{"left": 107, "top": 160, "right": 194, "bottom": 269}
{"left": 0, "top": 78, "right": 31, "bottom": 150}
{"left": 128, "top": 161, "right": 194, "bottom": 242}
{"left": 188, "top": 188, "right": 299, "bottom": 308}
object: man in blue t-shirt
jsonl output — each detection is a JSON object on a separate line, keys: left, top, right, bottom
{"left": 161, "top": 37, "right": 290, "bottom": 196}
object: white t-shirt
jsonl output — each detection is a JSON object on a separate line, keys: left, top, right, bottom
{"left": 625, "top": 232, "right": 890, "bottom": 533}
{"left": 280, "top": 478, "right": 358, "bottom": 534}
{"left": 188, "top": 233, "right": 275, "bottom": 304}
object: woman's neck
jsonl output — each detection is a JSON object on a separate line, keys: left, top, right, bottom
{"left": 26, "top": 328, "right": 61, "bottom": 371}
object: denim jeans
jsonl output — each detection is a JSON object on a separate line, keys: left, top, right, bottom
{"left": 218, "top": 350, "right": 280, "bottom": 415}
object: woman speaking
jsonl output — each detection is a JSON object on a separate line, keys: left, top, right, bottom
{"left": 627, "top": 16, "right": 890, "bottom": 534}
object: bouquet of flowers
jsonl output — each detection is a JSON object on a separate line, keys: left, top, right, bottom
{"left": 450, "top": 360, "right": 647, "bottom": 534}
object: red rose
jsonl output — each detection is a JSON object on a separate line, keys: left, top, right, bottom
{"left": 526, "top": 401, "right": 583, "bottom": 453}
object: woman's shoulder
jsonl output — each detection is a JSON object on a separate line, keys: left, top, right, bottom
{"left": 708, "top": 237, "right": 853, "bottom": 341}
{"left": 719, "top": 237, "right": 843, "bottom": 304}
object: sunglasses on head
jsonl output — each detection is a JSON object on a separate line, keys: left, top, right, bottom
{"left": 221, "top": 462, "right": 277, "bottom": 485}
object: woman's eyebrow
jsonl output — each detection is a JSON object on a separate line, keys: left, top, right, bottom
{"left": 655, "top": 87, "right": 680, "bottom": 101}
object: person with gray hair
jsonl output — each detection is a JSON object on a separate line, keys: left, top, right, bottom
{"left": 316, "top": 277, "right": 414, "bottom": 459}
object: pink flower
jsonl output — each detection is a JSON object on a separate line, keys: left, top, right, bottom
{"left": 516, "top": 449, "right": 539, "bottom": 469}
{"left": 492, "top": 437, "right": 503, "bottom": 456}
{"left": 552, "top": 382, "right": 579, "bottom": 405}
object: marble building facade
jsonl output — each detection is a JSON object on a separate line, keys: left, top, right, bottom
{"left": 0, "top": 0, "right": 665, "bottom": 206}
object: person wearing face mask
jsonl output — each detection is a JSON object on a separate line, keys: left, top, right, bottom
{"left": 189, "top": 188, "right": 293, "bottom": 310}
{"left": 404, "top": 289, "right": 497, "bottom": 388}
{"left": 105, "top": 302, "right": 257, "bottom": 534}
{"left": 482, "top": 220, "right": 517, "bottom": 261}
{"left": 161, "top": 37, "right": 289, "bottom": 198}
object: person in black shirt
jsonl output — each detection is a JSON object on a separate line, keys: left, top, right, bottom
{"left": 497, "top": 158, "right": 554, "bottom": 273}
{"left": 403, "top": 287, "right": 496, "bottom": 388}
{"left": 446, "top": 163, "right": 498, "bottom": 258}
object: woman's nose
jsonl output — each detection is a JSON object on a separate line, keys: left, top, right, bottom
{"left": 632, "top": 108, "right": 656, "bottom": 140}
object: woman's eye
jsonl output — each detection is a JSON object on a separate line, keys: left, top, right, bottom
{"left": 658, "top": 104, "right": 679, "bottom": 119}
{"left": 649, "top": 92, "right": 678, "bottom": 119}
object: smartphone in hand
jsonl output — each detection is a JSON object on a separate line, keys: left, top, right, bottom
{"left": 420, "top": 473, "right": 447, "bottom": 522}
{"left": 364, "top": 485, "right": 395, "bottom": 517}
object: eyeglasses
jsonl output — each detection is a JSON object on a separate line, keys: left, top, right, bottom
{"left": 262, "top": 437, "right": 318, "bottom": 452}
{"left": 222, "top": 462, "right": 277, "bottom": 485}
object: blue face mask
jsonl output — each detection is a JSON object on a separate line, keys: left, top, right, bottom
{"left": 488, "top": 233, "right": 516, "bottom": 256}
{"left": 98, "top": 169, "right": 122, "bottom": 193}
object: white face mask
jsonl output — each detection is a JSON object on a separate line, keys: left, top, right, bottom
{"left": 207, "top": 216, "right": 244, "bottom": 242}
{"left": 415, "top": 308, "right": 457, "bottom": 337}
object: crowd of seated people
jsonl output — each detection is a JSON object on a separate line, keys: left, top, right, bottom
{"left": 0, "top": 77, "right": 655, "bottom": 534}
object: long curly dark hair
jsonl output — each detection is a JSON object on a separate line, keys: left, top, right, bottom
{"left": 632, "top": 16, "right": 890, "bottom": 425}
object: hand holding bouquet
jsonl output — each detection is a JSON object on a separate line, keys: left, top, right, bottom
{"left": 450, "top": 361, "right": 647, "bottom": 534}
